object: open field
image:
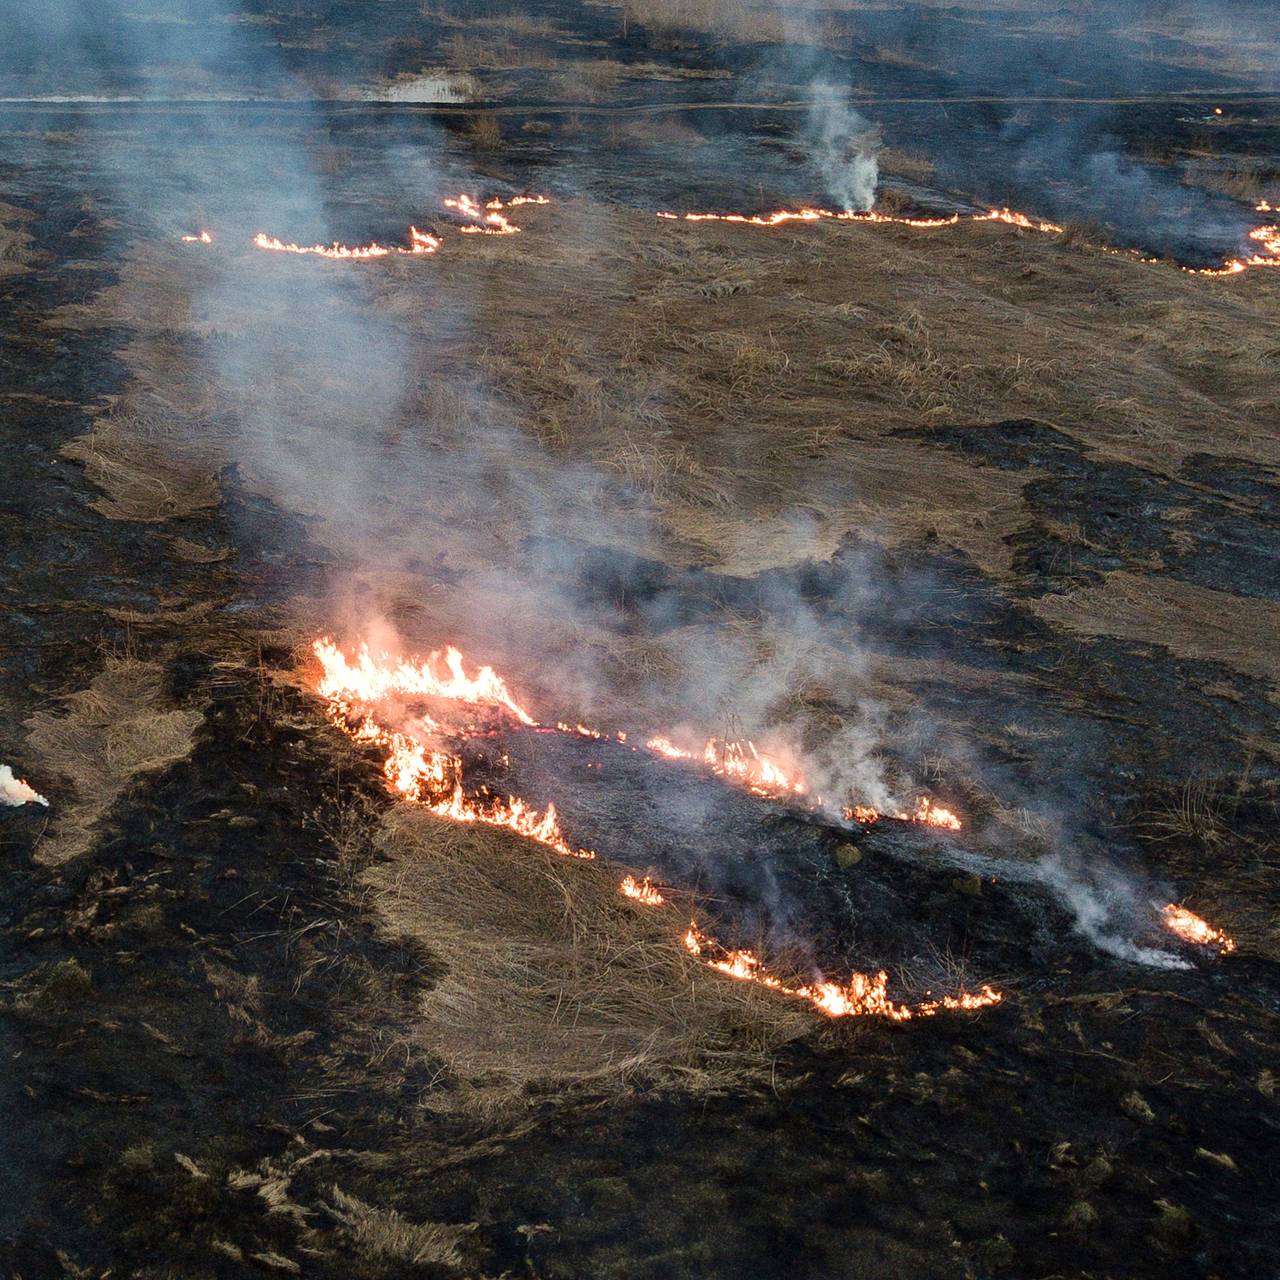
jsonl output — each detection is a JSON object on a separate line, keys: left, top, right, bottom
{"left": 2, "top": 111, "right": 1279, "bottom": 1274}
{"left": 3, "top": 0, "right": 1280, "bottom": 1262}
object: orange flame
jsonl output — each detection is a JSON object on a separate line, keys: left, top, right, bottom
{"left": 658, "top": 203, "right": 1280, "bottom": 277}
{"left": 656, "top": 205, "right": 1057, "bottom": 233}
{"left": 1187, "top": 222, "right": 1280, "bottom": 276}
{"left": 645, "top": 735, "right": 808, "bottom": 800}
{"left": 842, "top": 797, "right": 963, "bottom": 831}
{"left": 620, "top": 874, "right": 666, "bottom": 906}
{"left": 1161, "top": 904, "right": 1236, "bottom": 954}
{"left": 312, "top": 636, "right": 1000, "bottom": 1022}
{"left": 315, "top": 638, "right": 535, "bottom": 724}
{"left": 252, "top": 226, "right": 439, "bottom": 259}
{"left": 445, "top": 193, "right": 550, "bottom": 236}
{"left": 180, "top": 230, "right": 212, "bottom": 244}
{"left": 681, "top": 925, "right": 1001, "bottom": 1020}
{"left": 313, "top": 638, "right": 592, "bottom": 859}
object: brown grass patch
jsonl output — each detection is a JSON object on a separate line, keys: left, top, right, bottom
{"left": 25, "top": 655, "right": 205, "bottom": 866}
{"left": 364, "top": 806, "right": 810, "bottom": 1112}
{"left": 1030, "top": 572, "right": 1280, "bottom": 688}
{"left": 61, "top": 387, "right": 225, "bottom": 522}
{"left": 326, "top": 1187, "right": 477, "bottom": 1270}
{"left": 0, "top": 202, "right": 35, "bottom": 278}
{"left": 461, "top": 114, "right": 503, "bottom": 151}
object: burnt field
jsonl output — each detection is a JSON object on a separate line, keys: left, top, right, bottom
{"left": 3, "top": 9, "right": 1280, "bottom": 1277}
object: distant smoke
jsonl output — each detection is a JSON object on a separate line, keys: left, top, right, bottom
{"left": 807, "top": 80, "right": 879, "bottom": 212}
{"left": 1, "top": 764, "right": 48, "bottom": 807}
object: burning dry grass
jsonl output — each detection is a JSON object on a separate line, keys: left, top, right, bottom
{"left": 365, "top": 806, "right": 810, "bottom": 1110}
{"left": 25, "top": 654, "right": 204, "bottom": 866}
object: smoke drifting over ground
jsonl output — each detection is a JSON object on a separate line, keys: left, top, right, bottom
{"left": 6, "top": 1, "right": 1265, "bottom": 981}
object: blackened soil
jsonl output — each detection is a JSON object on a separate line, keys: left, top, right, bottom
{"left": 908, "top": 419, "right": 1280, "bottom": 602}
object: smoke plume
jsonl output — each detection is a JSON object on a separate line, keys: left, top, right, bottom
{"left": 806, "top": 80, "right": 879, "bottom": 213}
{"left": 1, "top": 764, "right": 48, "bottom": 807}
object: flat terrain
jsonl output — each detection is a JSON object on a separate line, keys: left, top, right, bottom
{"left": 2, "top": 14, "right": 1280, "bottom": 1276}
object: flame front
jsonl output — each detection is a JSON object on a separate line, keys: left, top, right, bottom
{"left": 313, "top": 638, "right": 590, "bottom": 858}
{"left": 253, "top": 227, "right": 440, "bottom": 259}
{"left": 1161, "top": 904, "right": 1236, "bottom": 954}
{"left": 656, "top": 205, "right": 1060, "bottom": 233}
{"left": 681, "top": 926, "right": 1001, "bottom": 1020}
{"left": 311, "top": 636, "right": 999, "bottom": 1022}
{"left": 180, "top": 230, "right": 212, "bottom": 244}
{"left": 657, "top": 203, "right": 1279, "bottom": 276}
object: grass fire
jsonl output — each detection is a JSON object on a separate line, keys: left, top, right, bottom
{"left": 4, "top": 3, "right": 1279, "bottom": 1277}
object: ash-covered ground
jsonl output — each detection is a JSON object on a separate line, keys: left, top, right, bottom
{"left": 3, "top": 4, "right": 1280, "bottom": 1278}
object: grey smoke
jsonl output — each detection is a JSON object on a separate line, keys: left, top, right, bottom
{"left": 1033, "top": 854, "right": 1190, "bottom": 969}
{"left": 807, "top": 80, "right": 879, "bottom": 212}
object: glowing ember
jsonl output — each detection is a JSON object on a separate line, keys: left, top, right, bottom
{"left": 620, "top": 875, "right": 666, "bottom": 906}
{"left": 252, "top": 226, "right": 439, "bottom": 259}
{"left": 681, "top": 926, "right": 1001, "bottom": 1020}
{"left": 180, "top": 230, "right": 212, "bottom": 244}
{"left": 1161, "top": 904, "right": 1236, "bottom": 955}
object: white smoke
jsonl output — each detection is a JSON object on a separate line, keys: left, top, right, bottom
{"left": 807, "top": 80, "right": 879, "bottom": 212}
{"left": 1032, "top": 855, "right": 1189, "bottom": 970}
{"left": 1, "top": 764, "right": 48, "bottom": 807}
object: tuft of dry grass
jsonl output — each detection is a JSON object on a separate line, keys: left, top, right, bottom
{"left": 25, "top": 655, "right": 205, "bottom": 866}
{"left": 364, "top": 807, "right": 810, "bottom": 1112}
{"left": 1139, "top": 773, "right": 1233, "bottom": 850}
{"left": 0, "top": 202, "right": 35, "bottom": 278}
{"left": 461, "top": 114, "right": 503, "bottom": 151}
{"left": 326, "top": 1187, "right": 477, "bottom": 1269}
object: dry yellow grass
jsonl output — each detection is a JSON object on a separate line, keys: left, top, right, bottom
{"left": 1031, "top": 572, "right": 1280, "bottom": 689}
{"left": 25, "top": 656, "right": 205, "bottom": 866}
{"left": 325, "top": 1187, "right": 477, "bottom": 1270}
{"left": 50, "top": 199, "right": 1280, "bottom": 1090}
{"left": 366, "top": 807, "right": 811, "bottom": 1111}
